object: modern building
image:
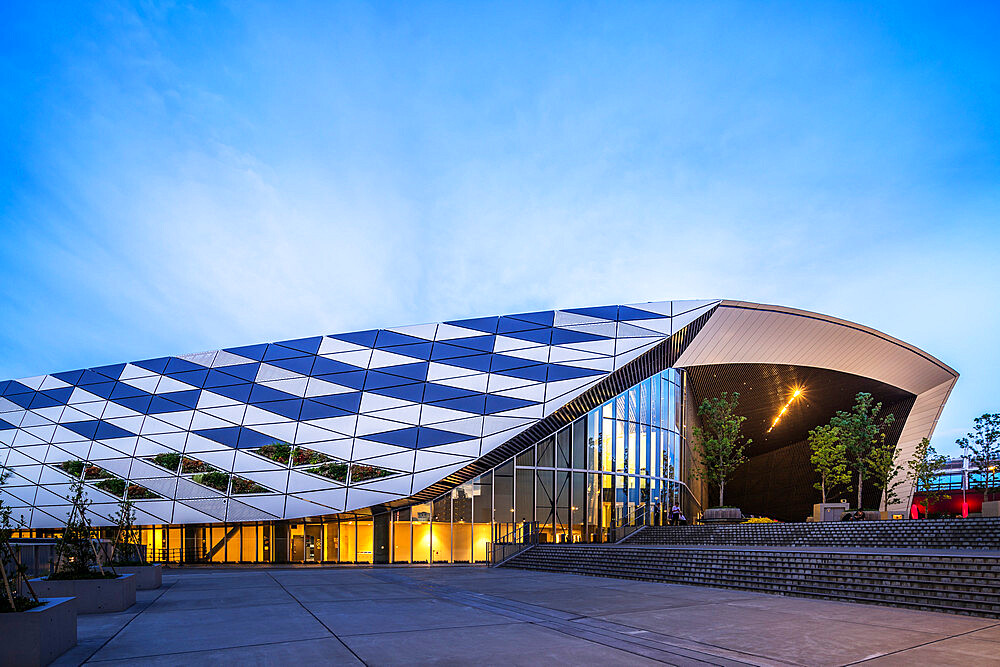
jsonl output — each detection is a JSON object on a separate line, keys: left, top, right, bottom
{"left": 0, "top": 300, "right": 957, "bottom": 563}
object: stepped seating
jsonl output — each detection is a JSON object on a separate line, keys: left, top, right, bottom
{"left": 624, "top": 517, "right": 1000, "bottom": 550}
{"left": 502, "top": 544, "right": 1000, "bottom": 617}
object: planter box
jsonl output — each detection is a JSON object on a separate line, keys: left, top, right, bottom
{"left": 29, "top": 574, "right": 136, "bottom": 614}
{"left": 812, "top": 503, "right": 849, "bottom": 522}
{"left": 112, "top": 564, "right": 162, "bottom": 590}
{"left": 0, "top": 597, "right": 77, "bottom": 666}
{"left": 702, "top": 507, "right": 743, "bottom": 523}
{"left": 983, "top": 501, "right": 1000, "bottom": 518}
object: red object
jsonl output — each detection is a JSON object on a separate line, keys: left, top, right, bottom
{"left": 910, "top": 504, "right": 920, "bottom": 519}
{"left": 962, "top": 501, "right": 969, "bottom": 518}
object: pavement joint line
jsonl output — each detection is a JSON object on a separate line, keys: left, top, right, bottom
{"left": 80, "top": 581, "right": 175, "bottom": 665}
{"left": 843, "top": 620, "right": 1000, "bottom": 665}
{"left": 263, "top": 570, "right": 368, "bottom": 666}
{"left": 82, "top": 634, "right": 350, "bottom": 664}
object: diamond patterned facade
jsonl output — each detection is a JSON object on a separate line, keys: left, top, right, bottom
{"left": 0, "top": 300, "right": 720, "bottom": 528}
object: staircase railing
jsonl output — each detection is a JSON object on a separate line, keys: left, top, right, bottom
{"left": 488, "top": 521, "right": 539, "bottom": 566}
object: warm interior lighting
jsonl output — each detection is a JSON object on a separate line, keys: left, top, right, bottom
{"left": 767, "top": 386, "right": 805, "bottom": 433}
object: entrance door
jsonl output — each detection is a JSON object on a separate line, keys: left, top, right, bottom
{"left": 304, "top": 525, "right": 323, "bottom": 562}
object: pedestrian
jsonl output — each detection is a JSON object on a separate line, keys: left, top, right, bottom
{"left": 670, "top": 504, "right": 681, "bottom": 526}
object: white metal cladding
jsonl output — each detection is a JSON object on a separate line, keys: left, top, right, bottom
{"left": 0, "top": 300, "right": 719, "bottom": 527}
{"left": 674, "top": 300, "right": 959, "bottom": 513}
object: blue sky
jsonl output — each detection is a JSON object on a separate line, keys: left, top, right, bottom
{"left": 1, "top": 2, "right": 997, "bottom": 455}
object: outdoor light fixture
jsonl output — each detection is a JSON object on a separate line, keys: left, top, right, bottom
{"left": 767, "top": 386, "right": 805, "bottom": 433}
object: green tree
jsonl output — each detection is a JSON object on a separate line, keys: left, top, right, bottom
{"left": 691, "top": 392, "right": 751, "bottom": 507}
{"left": 1, "top": 468, "right": 39, "bottom": 611}
{"left": 907, "top": 437, "right": 949, "bottom": 518}
{"left": 110, "top": 499, "right": 144, "bottom": 565}
{"left": 808, "top": 424, "right": 851, "bottom": 503}
{"left": 830, "top": 392, "right": 895, "bottom": 510}
{"left": 958, "top": 414, "right": 1000, "bottom": 503}
{"left": 867, "top": 438, "right": 903, "bottom": 513}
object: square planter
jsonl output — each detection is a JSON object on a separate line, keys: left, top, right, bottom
{"left": 112, "top": 564, "right": 162, "bottom": 590}
{"left": 29, "top": 573, "right": 136, "bottom": 614}
{"left": 0, "top": 597, "right": 77, "bottom": 666}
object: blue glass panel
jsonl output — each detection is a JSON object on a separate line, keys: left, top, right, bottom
{"left": 95, "top": 421, "right": 136, "bottom": 440}
{"left": 164, "top": 357, "right": 205, "bottom": 374}
{"left": 310, "top": 357, "right": 363, "bottom": 375}
{"left": 6, "top": 392, "right": 34, "bottom": 408}
{"left": 310, "top": 391, "right": 363, "bottom": 412}
{"left": 502, "top": 328, "right": 552, "bottom": 345}
{"left": 262, "top": 344, "right": 306, "bottom": 362}
{"left": 430, "top": 342, "right": 485, "bottom": 361}
{"left": 443, "top": 316, "right": 499, "bottom": 333}
{"left": 506, "top": 310, "right": 555, "bottom": 327}
{"left": 273, "top": 336, "right": 323, "bottom": 355}
{"left": 210, "top": 383, "right": 253, "bottom": 403}
{"left": 434, "top": 353, "right": 493, "bottom": 373}
{"left": 312, "top": 370, "right": 367, "bottom": 390}
{"left": 194, "top": 426, "right": 241, "bottom": 448}
{"left": 110, "top": 383, "right": 149, "bottom": 400}
{"left": 367, "top": 382, "right": 425, "bottom": 402}
{"left": 114, "top": 395, "right": 153, "bottom": 413}
{"left": 91, "top": 363, "right": 126, "bottom": 380}
{"left": 216, "top": 362, "right": 261, "bottom": 382}
{"left": 77, "top": 370, "right": 109, "bottom": 386}
{"left": 269, "top": 355, "right": 316, "bottom": 375}
{"left": 442, "top": 334, "right": 496, "bottom": 352}
{"left": 169, "top": 369, "right": 210, "bottom": 388}
{"left": 248, "top": 384, "right": 297, "bottom": 404}
{"left": 382, "top": 341, "right": 434, "bottom": 360}
{"left": 375, "top": 330, "right": 429, "bottom": 348}
{"left": 616, "top": 305, "right": 663, "bottom": 321}
{"left": 237, "top": 427, "right": 276, "bottom": 449}
{"left": 496, "top": 364, "right": 548, "bottom": 382}
{"left": 51, "top": 370, "right": 85, "bottom": 385}
{"left": 329, "top": 329, "right": 378, "bottom": 347}
{"left": 40, "top": 387, "right": 74, "bottom": 404}
{"left": 489, "top": 355, "right": 538, "bottom": 372}
{"left": 563, "top": 305, "right": 619, "bottom": 321}
{"left": 433, "top": 394, "right": 487, "bottom": 415}
{"left": 299, "top": 400, "right": 351, "bottom": 421}
{"left": 549, "top": 328, "right": 609, "bottom": 345}
{"left": 363, "top": 371, "right": 419, "bottom": 391}
{"left": 63, "top": 421, "right": 100, "bottom": 439}
{"left": 28, "top": 392, "right": 61, "bottom": 409}
{"left": 1, "top": 381, "right": 33, "bottom": 396}
{"left": 146, "top": 396, "right": 188, "bottom": 414}
{"left": 132, "top": 357, "right": 170, "bottom": 374}
{"left": 0, "top": 381, "right": 8, "bottom": 395}
{"left": 204, "top": 368, "right": 247, "bottom": 389}
{"left": 497, "top": 316, "right": 546, "bottom": 334}
{"left": 0, "top": 417, "right": 16, "bottom": 430}
{"left": 423, "top": 383, "right": 479, "bottom": 403}
{"left": 254, "top": 399, "right": 303, "bottom": 420}
{"left": 484, "top": 394, "right": 537, "bottom": 414}
{"left": 224, "top": 343, "right": 269, "bottom": 361}
{"left": 77, "top": 381, "right": 115, "bottom": 399}
{"left": 363, "top": 427, "right": 419, "bottom": 448}
{"left": 416, "top": 427, "right": 472, "bottom": 448}
{"left": 377, "top": 362, "right": 428, "bottom": 382}
{"left": 159, "top": 389, "right": 201, "bottom": 409}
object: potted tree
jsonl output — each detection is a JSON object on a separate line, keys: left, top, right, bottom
{"left": 808, "top": 424, "right": 851, "bottom": 521}
{"left": 1, "top": 468, "right": 77, "bottom": 665}
{"left": 106, "top": 498, "right": 162, "bottom": 590}
{"left": 829, "top": 392, "right": 895, "bottom": 519}
{"left": 691, "top": 392, "right": 750, "bottom": 522}
{"left": 959, "top": 414, "right": 1000, "bottom": 517}
{"left": 29, "top": 479, "right": 137, "bottom": 613}
{"left": 907, "top": 438, "right": 949, "bottom": 519}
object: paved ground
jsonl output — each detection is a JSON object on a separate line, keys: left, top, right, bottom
{"left": 52, "top": 565, "right": 1000, "bottom": 666}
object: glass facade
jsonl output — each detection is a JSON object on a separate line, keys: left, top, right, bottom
{"left": 18, "top": 369, "right": 689, "bottom": 564}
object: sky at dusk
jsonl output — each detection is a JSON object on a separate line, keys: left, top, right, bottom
{"left": 1, "top": 2, "right": 998, "bottom": 454}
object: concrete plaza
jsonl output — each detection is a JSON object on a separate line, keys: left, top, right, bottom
{"left": 54, "top": 565, "right": 1000, "bottom": 666}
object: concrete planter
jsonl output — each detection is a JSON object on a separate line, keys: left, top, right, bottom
{"left": 702, "top": 507, "right": 743, "bottom": 522}
{"left": 0, "top": 597, "right": 77, "bottom": 666}
{"left": 29, "top": 573, "right": 136, "bottom": 614}
{"left": 982, "top": 500, "right": 1000, "bottom": 518}
{"left": 112, "top": 564, "right": 162, "bottom": 590}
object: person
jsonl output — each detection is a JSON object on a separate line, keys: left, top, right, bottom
{"left": 670, "top": 504, "right": 681, "bottom": 526}
{"left": 853, "top": 509, "right": 866, "bottom": 521}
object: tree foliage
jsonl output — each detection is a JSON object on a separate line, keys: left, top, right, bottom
{"left": 829, "top": 392, "right": 895, "bottom": 510}
{"left": 958, "top": 413, "right": 1000, "bottom": 502}
{"left": 110, "top": 499, "right": 144, "bottom": 565}
{"left": 907, "top": 437, "right": 949, "bottom": 518}
{"left": 808, "top": 424, "right": 851, "bottom": 503}
{"left": 691, "top": 392, "right": 751, "bottom": 507}
{"left": 867, "top": 439, "right": 903, "bottom": 512}
{"left": 52, "top": 479, "right": 105, "bottom": 579}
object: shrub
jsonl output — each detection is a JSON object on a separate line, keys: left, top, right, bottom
{"left": 149, "top": 452, "right": 181, "bottom": 472}
{"left": 231, "top": 477, "right": 269, "bottom": 494}
{"left": 351, "top": 464, "right": 395, "bottom": 483}
{"left": 192, "top": 471, "right": 230, "bottom": 492}
{"left": 95, "top": 478, "right": 127, "bottom": 497}
{"left": 181, "top": 457, "right": 213, "bottom": 474}
{"left": 84, "top": 465, "right": 112, "bottom": 480}
{"left": 126, "top": 484, "right": 159, "bottom": 500}
{"left": 308, "top": 462, "right": 349, "bottom": 482}
{"left": 257, "top": 442, "right": 292, "bottom": 464}
{"left": 60, "top": 460, "right": 85, "bottom": 478}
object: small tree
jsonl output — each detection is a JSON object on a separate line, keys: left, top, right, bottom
{"left": 958, "top": 414, "right": 1000, "bottom": 502}
{"left": 110, "top": 499, "right": 145, "bottom": 565}
{"left": 691, "top": 392, "right": 751, "bottom": 507}
{"left": 830, "top": 392, "right": 895, "bottom": 510}
{"left": 1, "top": 468, "right": 39, "bottom": 612}
{"left": 52, "top": 479, "right": 106, "bottom": 579}
{"left": 907, "top": 437, "right": 949, "bottom": 518}
{"left": 809, "top": 424, "right": 851, "bottom": 504}
{"left": 867, "top": 437, "right": 904, "bottom": 513}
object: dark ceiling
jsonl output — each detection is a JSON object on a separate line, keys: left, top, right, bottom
{"left": 684, "top": 364, "right": 915, "bottom": 457}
